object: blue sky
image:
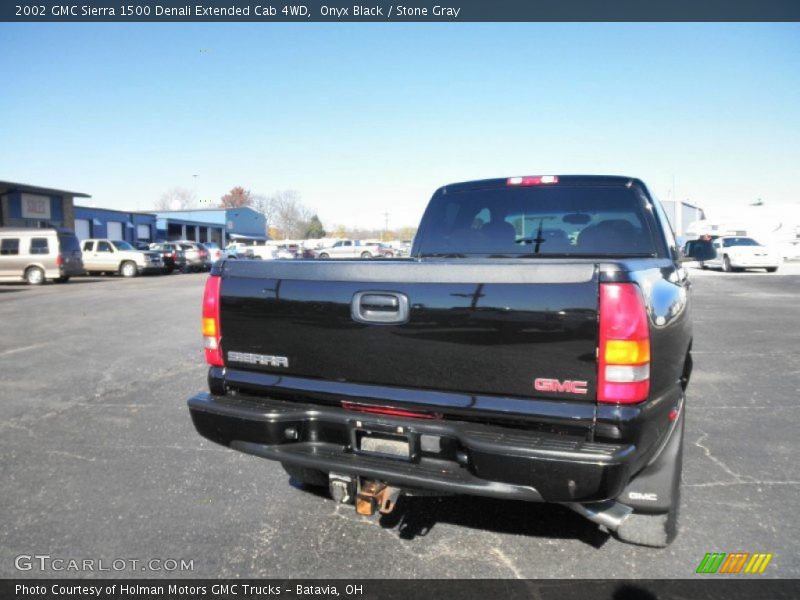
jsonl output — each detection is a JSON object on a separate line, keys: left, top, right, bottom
{"left": 1, "top": 23, "right": 798, "bottom": 229}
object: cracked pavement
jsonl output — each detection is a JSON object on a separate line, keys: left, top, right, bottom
{"left": 0, "top": 265, "right": 798, "bottom": 578}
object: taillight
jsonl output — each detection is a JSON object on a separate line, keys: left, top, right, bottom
{"left": 507, "top": 175, "right": 559, "bottom": 186}
{"left": 341, "top": 401, "right": 442, "bottom": 420}
{"left": 202, "top": 275, "right": 223, "bottom": 366}
{"left": 56, "top": 255, "right": 63, "bottom": 266}
{"left": 598, "top": 283, "right": 650, "bottom": 404}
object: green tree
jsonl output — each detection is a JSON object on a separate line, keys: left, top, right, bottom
{"left": 304, "top": 214, "right": 326, "bottom": 239}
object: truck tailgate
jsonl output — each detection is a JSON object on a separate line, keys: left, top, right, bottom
{"left": 218, "top": 260, "right": 599, "bottom": 402}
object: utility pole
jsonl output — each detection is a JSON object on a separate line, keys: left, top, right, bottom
{"left": 672, "top": 174, "right": 676, "bottom": 203}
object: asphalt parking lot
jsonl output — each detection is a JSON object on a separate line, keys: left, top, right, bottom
{"left": 1, "top": 264, "right": 798, "bottom": 579}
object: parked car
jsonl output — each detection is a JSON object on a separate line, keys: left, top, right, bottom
{"left": 780, "top": 240, "right": 800, "bottom": 261}
{"left": 382, "top": 240, "right": 412, "bottom": 257}
{"left": 375, "top": 243, "right": 398, "bottom": 258}
{"left": 274, "top": 245, "right": 296, "bottom": 259}
{"left": 202, "top": 242, "right": 224, "bottom": 263}
{"left": 81, "top": 239, "right": 163, "bottom": 277}
{"left": 188, "top": 174, "right": 693, "bottom": 547}
{"left": 225, "top": 240, "right": 277, "bottom": 260}
{"left": 395, "top": 241, "right": 412, "bottom": 256}
{"left": 175, "top": 241, "right": 211, "bottom": 272}
{"left": 133, "top": 241, "right": 152, "bottom": 251}
{"left": 682, "top": 236, "right": 717, "bottom": 268}
{"left": 222, "top": 245, "right": 254, "bottom": 260}
{"left": 315, "top": 239, "right": 379, "bottom": 259}
{"left": 149, "top": 242, "right": 187, "bottom": 274}
{"left": 703, "top": 236, "right": 780, "bottom": 272}
{"left": 0, "top": 227, "right": 83, "bottom": 284}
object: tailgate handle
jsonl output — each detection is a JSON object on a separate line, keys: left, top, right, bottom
{"left": 352, "top": 291, "right": 409, "bottom": 324}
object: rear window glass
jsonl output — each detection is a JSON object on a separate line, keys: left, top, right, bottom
{"left": 59, "top": 234, "right": 81, "bottom": 253}
{"left": 30, "top": 238, "right": 49, "bottom": 254}
{"left": 417, "top": 185, "right": 658, "bottom": 257}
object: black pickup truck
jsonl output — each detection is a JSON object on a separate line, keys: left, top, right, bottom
{"left": 188, "top": 175, "right": 692, "bottom": 547}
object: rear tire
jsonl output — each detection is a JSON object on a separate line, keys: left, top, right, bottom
{"left": 361, "top": 251, "right": 372, "bottom": 259}
{"left": 25, "top": 267, "right": 45, "bottom": 285}
{"left": 120, "top": 261, "right": 138, "bottom": 278}
{"left": 318, "top": 253, "right": 329, "bottom": 259}
{"left": 54, "top": 276, "right": 70, "bottom": 283}
{"left": 281, "top": 463, "right": 328, "bottom": 487}
{"left": 766, "top": 267, "right": 778, "bottom": 273}
{"left": 722, "top": 256, "right": 732, "bottom": 272}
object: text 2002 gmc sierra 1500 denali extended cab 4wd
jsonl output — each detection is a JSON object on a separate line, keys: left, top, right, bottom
{"left": 188, "top": 175, "right": 692, "bottom": 547}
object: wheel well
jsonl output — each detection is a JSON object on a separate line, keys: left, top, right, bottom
{"left": 25, "top": 264, "right": 46, "bottom": 277}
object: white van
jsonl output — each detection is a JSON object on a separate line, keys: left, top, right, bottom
{"left": 0, "top": 227, "right": 84, "bottom": 284}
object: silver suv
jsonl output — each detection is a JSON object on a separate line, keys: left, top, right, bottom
{"left": 81, "top": 239, "right": 163, "bottom": 277}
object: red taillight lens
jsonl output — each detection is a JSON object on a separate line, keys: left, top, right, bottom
{"left": 56, "top": 255, "right": 63, "bottom": 266}
{"left": 202, "top": 275, "right": 223, "bottom": 366}
{"left": 507, "top": 175, "right": 559, "bottom": 186}
{"left": 598, "top": 283, "right": 650, "bottom": 404}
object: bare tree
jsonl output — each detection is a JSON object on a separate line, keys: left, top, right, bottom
{"left": 155, "top": 187, "right": 197, "bottom": 211}
{"left": 252, "top": 193, "right": 277, "bottom": 227}
{"left": 256, "top": 190, "right": 313, "bottom": 239}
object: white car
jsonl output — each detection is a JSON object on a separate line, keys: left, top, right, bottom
{"left": 273, "top": 245, "right": 296, "bottom": 259}
{"left": 704, "top": 236, "right": 781, "bottom": 273}
{"left": 225, "top": 241, "right": 277, "bottom": 260}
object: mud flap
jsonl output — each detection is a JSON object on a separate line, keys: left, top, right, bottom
{"left": 618, "top": 400, "right": 685, "bottom": 514}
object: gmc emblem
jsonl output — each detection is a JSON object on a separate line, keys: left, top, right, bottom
{"left": 534, "top": 378, "right": 588, "bottom": 395}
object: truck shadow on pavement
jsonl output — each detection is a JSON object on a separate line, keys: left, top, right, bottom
{"left": 379, "top": 495, "right": 612, "bottom": 548}
{"left": 289, "top": 478, "right": 610, "bottom": 548}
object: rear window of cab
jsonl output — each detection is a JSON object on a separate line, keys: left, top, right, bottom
{"left": 417, "top": 184, "right": 659, "bottom": 257}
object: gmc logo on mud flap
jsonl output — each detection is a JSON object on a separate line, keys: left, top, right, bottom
{"left": 534, "top": 378, "right": 588, "bottom": 395}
